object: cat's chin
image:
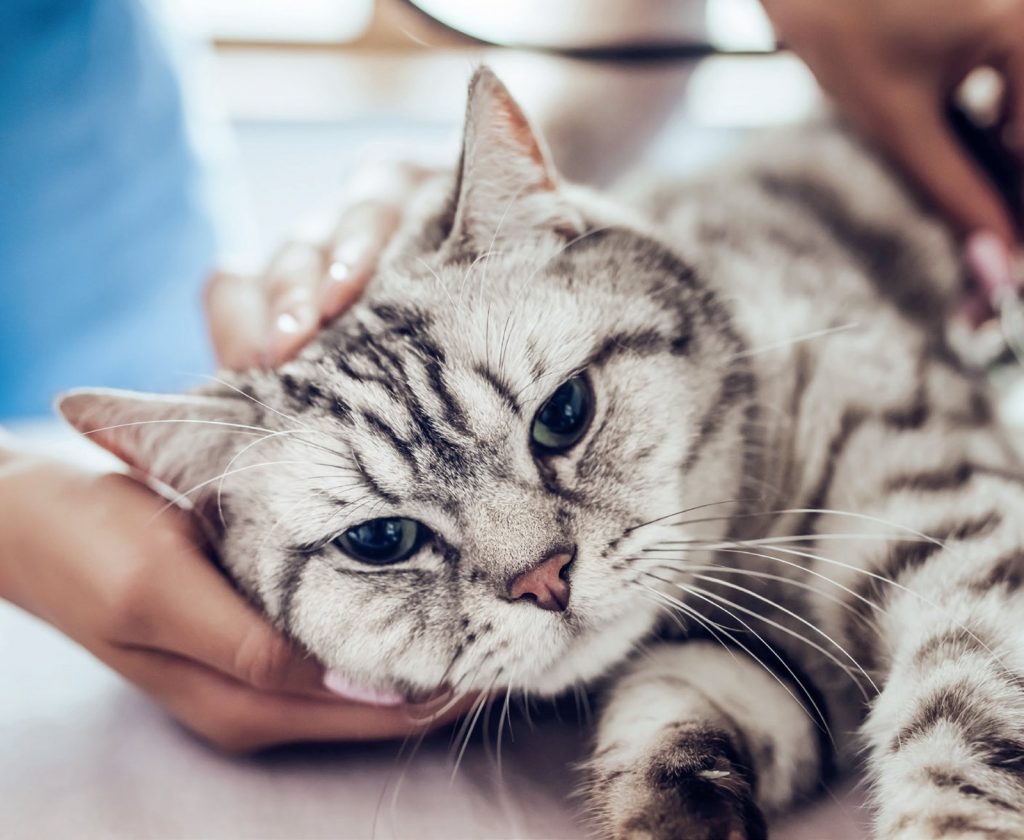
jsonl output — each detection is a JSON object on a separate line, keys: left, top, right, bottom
{"left": 518, "top": 597, "right": 661, "bottom": 697}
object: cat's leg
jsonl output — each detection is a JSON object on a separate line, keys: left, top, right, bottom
{"left": 850, "top": 508, "right": 1024, "bottom": 840}
{"left": 798, "top": 400, "right": 1024, "bottom": 838}
{"left": 586, "top": 640, "right": 823, "bottom": 840}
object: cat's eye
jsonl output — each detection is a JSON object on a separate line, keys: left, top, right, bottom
{"left": 335, "top": 518, "right": 423, "bottom": 565}
{"left": 531, "top": 375, "right": 594, "bottom": 453}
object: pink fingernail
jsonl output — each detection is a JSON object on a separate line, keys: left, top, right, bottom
{"left": 965, "top": 230, "right": 1014, "bottom": 301}
{"left": 274, "top": 301, "right": 316, "bottom": 335}
{"left": 322, "top": 670, "right": 405, "bottom": 707}
{"left": 266, "top": 301, "right": 317, "bottom": 364}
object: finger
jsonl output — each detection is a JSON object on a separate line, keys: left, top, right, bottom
{"left": 264, "top": 241, "right": 323, "bottom": 366}
{"left": 108, "top": 645, "right": 474, "bottom": 751}
{"left": 321, "top": 200, "right": 402, "bottom": 319}
{"left": 112, "top": 524, "right": 328, "bottom": 697}
{"left": 868, "top": 83, "right": 1017, "bottom": 243}
{"left": 204, "top": 271, "right": 267, "bottom": 371}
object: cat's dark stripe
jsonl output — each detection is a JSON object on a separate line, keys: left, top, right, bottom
{"left": 472, "top": 363, "right": 521, "bottom": 415}
{"left": 883, "top": 388, "right": 929, "bottom": 429}
{"left": 349, "top": 449, "right": 401, "bottom": 505}
{"left": 929, "top": 815, "right": 1016, "bottom": 839}
{"left": 982, "top": 738, "right": 1024, "bottom": 783}
{"left": 793, "top": 407, "right": 868, "bottom": 537}
{"left": 589, "top": 329, "right": 668, "bottom": 367}
{"left": 681, "top": 365, "right": 756, "bottom": 474}
{"left": 891, "top": 679, "right": 986, "bottom": 751}
{"left": 844, "top": 513, "right": 1002, "bottom": 673}
{"left": 371, "top": 302, "right": 432, "bottom": 338}
{"left": 869, "top": 514, "right": 1000, "bottom": 597}
{"left": 278, "top": 549, "right": 316, "bottom": 631}
{"left": 970, "top": 550, "right": 1024, "bottom": 592}
{"left": 913, "top": 627, "right": 990, "bottom": 668}
{"left": 334, "top": 352, "right": 396, "bottom": 395}
{"left": 884, "top": 462, "right": 975, "bottom": 493}
{"left": 924, "top": 768, "right": 1016, "bottom": 807}
{"left": 416, "top": 338, "right": 471, "bottom": 435}
{"left": 363, "top": 411, "right": 420, "bottom": 476}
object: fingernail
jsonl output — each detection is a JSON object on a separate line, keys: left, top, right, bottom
{"left": 327, "top": 235, "right": 374, "bottom": 284}
{"left": 965, "top": 230, "right": 1014, "bottom": 302}
{"left": 272, "top": 302, "right": 316, "bottom": 338}
{"left": 323, "top": 237, "right": 375, "bottom": 316}
{"left": 267, "top": 300, "right": 317, "bottom": 365}
{"left": 322, "top": 669, "right": 404, "bottom": 707}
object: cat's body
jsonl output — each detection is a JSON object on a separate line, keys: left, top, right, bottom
{"left": 62, "top": 70, "right": 1024, "bottom": 839}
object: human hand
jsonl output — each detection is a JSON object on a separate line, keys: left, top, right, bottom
{"left": 763, "top": 0, "right": 1023, "bottom": 248}
{"left": 0, "top": 449, "right": 469, "bottom": 752}
{"left": 205, "top": 160, "right": 434, "bottom": 370}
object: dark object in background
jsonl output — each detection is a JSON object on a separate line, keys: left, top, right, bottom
{"left": 948, "top": 101, "right": 1024, "bottom": 234}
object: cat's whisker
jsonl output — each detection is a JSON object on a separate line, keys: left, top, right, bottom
{"left": 145, "top": 458, "right": 313, "bottom": 524}
{"left": 707, "top": 541, "right": 1005, "bottom": 672}
{"left": 450, "top": 674, "right": 501, "bottom": 784}
{"left": 725, "top": 322, "right": 860, "bottom": 361}
{"left": 684, "top": 575, "right": 878, "bottom": 698}
{"left": 659, "top": 578, "right": 837, "bottom": 747}
{"left": 200, "top": 375, "right": 308, "bottom": 432}
{"left": 648, "top": 561, "right": 877, "bottom": 630}
{"left": 636, "top": 580, "right": 835, "bottom": 747}
{"left": 79, "top": 417, "right": 271, "bottom": 438}
{"left": 495, "top": 684, "right": 514, "bottom": 782}
{"left": 643, "top": 544, "right": 889, "bottom": 622}
{"left": 663, "top": 507, "right": 943, "bottom": 547}
{"left": 624, "top": 498, "right": 756, "bottom": 535}
{"left": 659, "top": 532, "right": 932, "bottom": 547}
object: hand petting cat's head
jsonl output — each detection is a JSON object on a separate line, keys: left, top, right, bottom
{"left": 61, "top": 68, "right": 749, "bottom": 701}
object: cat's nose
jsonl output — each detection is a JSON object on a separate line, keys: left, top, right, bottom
{"left": 508, "top": 550, "right": 574, "bottom": 612}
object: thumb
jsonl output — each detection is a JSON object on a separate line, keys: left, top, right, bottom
{"left": 125, "top": 523, "right": 327, "bottom": 696}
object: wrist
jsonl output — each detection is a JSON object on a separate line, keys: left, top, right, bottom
{"left": 0, "top": 444, "right": 51, "bottom": 605}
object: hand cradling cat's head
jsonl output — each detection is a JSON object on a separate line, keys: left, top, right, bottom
{"left": 60, "top": 68, "right": 747, "bottom": 702}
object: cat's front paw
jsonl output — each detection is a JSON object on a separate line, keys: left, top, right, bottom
{"left": 591, "top": 726, "right": 767, "bottom": 840}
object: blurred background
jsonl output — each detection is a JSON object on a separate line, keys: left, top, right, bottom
{"left": 0, "top": 0, "right": 823, "bottom": 420}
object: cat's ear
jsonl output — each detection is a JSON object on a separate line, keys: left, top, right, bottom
{"left": 57, "top": 388, "right": 258, "bottom": 510}
{"left": 446, "top": 66, "right": 584, "bottom": 253}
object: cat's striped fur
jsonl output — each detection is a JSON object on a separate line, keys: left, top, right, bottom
{"left": 62, "top": 68, "right": 1024, "bottom": 838}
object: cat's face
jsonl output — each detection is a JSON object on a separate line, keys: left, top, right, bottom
{"left": 61, "top": 69, "right": 747, "bottom": 701}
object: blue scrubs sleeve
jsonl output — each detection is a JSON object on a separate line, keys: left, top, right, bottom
{"left": 0, "top": 0, "right": 217, "bottom": 418}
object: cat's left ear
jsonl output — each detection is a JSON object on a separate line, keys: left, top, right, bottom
{"left": 446, "top": 66, "right": 585, "bottom": 254}
{"left": 57, "top": 388, "right": 258, "bottom": 518}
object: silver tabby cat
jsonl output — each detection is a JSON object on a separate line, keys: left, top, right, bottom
{"left": 62, "top": 68, "right": 1024, "bottom": 839}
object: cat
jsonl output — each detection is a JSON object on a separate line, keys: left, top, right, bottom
{"left": 60, "top": 67, "right": 1024, "bottom": 839}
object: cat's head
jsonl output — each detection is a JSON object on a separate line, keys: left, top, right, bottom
{"left": 60, "top": 68, "right": 751, "bottom": 701}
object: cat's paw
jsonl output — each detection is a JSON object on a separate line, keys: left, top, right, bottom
{"left": 591, "top": 726, "right": 767, "bottom": 840}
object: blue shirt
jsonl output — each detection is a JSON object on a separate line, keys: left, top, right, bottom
{"left": 0, "top": 0, "right": 216, "bottom": 419}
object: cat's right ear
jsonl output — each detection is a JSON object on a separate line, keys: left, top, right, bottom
{"left": 444, "top": 66, "right": 584, "bottom": 255}
{"left": 57, "top": 388, "right": 258, "bottom": 509}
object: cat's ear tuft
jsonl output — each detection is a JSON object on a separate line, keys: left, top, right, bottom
{"left": 446, "top": 66, "right": 584, "bottom": 253}
{"left": 57, "top": 388, "right": 258, "bottom": 508}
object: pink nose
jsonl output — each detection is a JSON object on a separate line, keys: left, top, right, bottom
{"left": 508, "top": 551, "right": 573, "bottom": 612}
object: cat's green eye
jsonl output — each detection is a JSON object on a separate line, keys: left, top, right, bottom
{"left": 335, "top": 518, "right": 423, "bottom": 565}
{"left": 531, "top": 375, "right": 594, "bottom": 453}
